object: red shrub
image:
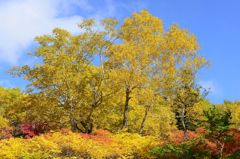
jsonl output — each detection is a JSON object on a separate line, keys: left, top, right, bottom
{"left": 15, "top": 120, "right": 52, "bottom": 138}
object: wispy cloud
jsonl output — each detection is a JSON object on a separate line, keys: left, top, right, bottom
{"left": 199, "top": 80, "right": 223, "bottom": 98}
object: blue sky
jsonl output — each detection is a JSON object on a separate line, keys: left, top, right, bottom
{"left": 0, "top": 0, "right": 239, "bottom": 104}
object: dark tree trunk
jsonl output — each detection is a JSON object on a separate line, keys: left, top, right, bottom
{"left": 70, "top": 119, "right": 76, "bottom": 133}
{"left": 79, "top": 121, "right": 93, "bottom": 134}
{"left": 121, "top": 88, "right": 131, "bottom": 130}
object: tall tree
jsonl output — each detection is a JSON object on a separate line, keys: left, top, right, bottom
{"left": 5, "top": 10, "right": 211, "bottom": 135}
{"left": 106, "top": 10, "right": 211, "bottom": 132}
{"left": 6, "top": 18, "right": 120, "bottom": 133}
{"left": 106, "top": 10, "right": 164, "bottom": 130}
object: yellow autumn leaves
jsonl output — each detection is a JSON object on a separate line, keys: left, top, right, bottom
{"left": 0, "top": 130, "right": 160, "bottom": 159}
{"left": 4, "top": 10, "right": 211, "bottom": 136}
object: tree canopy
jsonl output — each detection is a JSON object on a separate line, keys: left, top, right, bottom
{"left": 5, "top": 10, "right": 210, "bottom": 135}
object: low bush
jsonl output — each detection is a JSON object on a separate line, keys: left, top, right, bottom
{"left": 0, "top": 128, "right": 160, "bottom": 158}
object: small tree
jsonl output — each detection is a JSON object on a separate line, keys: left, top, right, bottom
{"left": 201, "top": 106, "right": 234, "bottom": 159}
{"left": 171, "top": 70, "right": 209, "bottom": 147}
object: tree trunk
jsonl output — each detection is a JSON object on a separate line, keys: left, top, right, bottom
{"left": 139, "top": 105, "right": 151, "bottom": 135}
{"left": 121, "top": 88, "right": 131, "bottom": 130}
{"left": 70, "top": 117, "right": 76, "bottom": 133}
{"left": 182, "top": 104, "right": 188, "bottom": 146}
{"left": 79, "top": 121, "right": 93, "bottom": 134}
{"left": 85, "top": 106, "right": 95, "bottom": 134}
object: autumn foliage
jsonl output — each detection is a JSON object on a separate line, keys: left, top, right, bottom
{"left": 0, "top": 10, "right": 239, "bottom": 159}
{"left": 0, "top": 129, "right": 160, "bottom": 158}
{"left": 16, "top": 120, "right": 52, "bottom": 138}
{"left": 150, "top": 107, "right": 240, "bottom": 159}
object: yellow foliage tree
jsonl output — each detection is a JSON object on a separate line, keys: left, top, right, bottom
{"left": 5, "top": 10, "right": 211, "bottom": 137}
{"left": 6, "top": 18, "right": 120, "bottom": 133}
{"left": 106, "top": 10, "right": 211, "bottom": 134}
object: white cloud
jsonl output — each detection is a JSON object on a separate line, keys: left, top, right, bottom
{"left": 0, "top": 0, "right": 91, "bottom": 65}
{"left": 199, "top": 80, "right": 223, "bottom": 98}
{"left": 0, "top": 0, "right": 148, "bottom": 65}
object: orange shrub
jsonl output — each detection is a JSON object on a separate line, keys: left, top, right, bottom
{"left": 167, "top": 130, "right": 199, "bottom": 145}
{"left": 90, "top": 129, "right": 111, "bottom": 137}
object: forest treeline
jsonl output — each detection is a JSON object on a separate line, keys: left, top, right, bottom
{"left": 0, "top": 10, "right": 240, "bottom": 158}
